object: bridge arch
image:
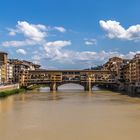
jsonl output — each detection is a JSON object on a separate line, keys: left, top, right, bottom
{"left": 58, "top": 83, "right": 85, "bottom": 90}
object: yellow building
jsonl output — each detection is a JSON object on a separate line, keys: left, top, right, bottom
{"left": 120, "top": 54, "right": 140, "bottom": 86}
{"left": 0, "top": 52, "right": 8, "bottom": 83}
{"left": 129, "top": 54, "right": 140, "bottom": 85}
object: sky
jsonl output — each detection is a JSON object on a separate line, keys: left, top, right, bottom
{"left": 0, "top": 0, "right": 140, "bottom": 69}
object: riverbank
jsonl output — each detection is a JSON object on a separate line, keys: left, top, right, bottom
{"left": 0, "top": 84, "right": 49, "bottom": 98}
{"left": 0, "top": 84, "right": 19, "bottom": 91}
{"left": 0, "top": 88, "right": 25, "bottom": 98}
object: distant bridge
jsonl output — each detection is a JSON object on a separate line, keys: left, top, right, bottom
{"left": 21, "top": 70, "right": 117, "bottom": 91}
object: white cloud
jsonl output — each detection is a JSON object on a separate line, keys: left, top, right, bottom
{"left": 16, "top": 49, "right": 27, "bottom": 55}
{"left": 85, "top": 41, "right": 94, "bottom": 45}
{"left": 43, "top": 40, "right": 110, "bottom": 63}
{"left": 7, "top": 21, "right": 47, "bottom": 42}
{"left": 44, "top": 40, "right": 72, "bottom": 61}
{"left": 40, "top": 49, "right": 140, "bottom": 69}
{"left": 3, "top": 20, "right": 140, "bottom": 69}
{"left": 45, "top": 40, "right": 71, "bottom": 48}
{"left": 16, "top": 21, "right": 47, "bottom": 42}
{"left": 9, "top": 31, "right": 16, "bottom": 36}
{"left": 2, "top": 21, "right": 49, "bottom": 47}
{"left": 43, "top": 39, "right": 139, "bottom": 66}
{"left": 2, "top": 40, "right": 36, "bottom": 47}
{"left": 32, "top": 55, "right": 41, "bottom": 64}
{"left": 54, "top": 26, "right": 66, "bottom": 33}
{"left": 8, "top": 28, "right": 17, "bottom": 36}
{"left": 99, "top": 20, "right": 140, "bottom": 41}
{"left": 84, "top": 38, "right": 97, "bottom": 46}
{"left": 3, "top": 21, "right": 68, "bottom": 48}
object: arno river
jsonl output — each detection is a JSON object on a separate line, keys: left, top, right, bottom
{"left": 0, "top": 84, "right": 140, "bottom": 140}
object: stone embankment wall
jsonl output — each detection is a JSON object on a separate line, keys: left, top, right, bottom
{"left": 99, "top": 83, "right": 140, "bottom": 97}
{"left": 0, "top": 84, "right": 19, "bottom": 91}
{"left": 123, "top": 85, "right": 140, "bottom": 97}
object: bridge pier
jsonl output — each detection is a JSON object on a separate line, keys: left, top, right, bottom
{"left": 84, "top": 82, "right": 92, "bottom": 91}
{"left": 50, "top": 82, "right": 58, "bottom": 91}
{"left": 84, "top": 76, "right": 93, "bottom": 91}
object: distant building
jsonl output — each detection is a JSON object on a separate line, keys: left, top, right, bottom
{"left": 9, "top": 59, "right": 40, "bottom": 83}
{"left": 0, "top": 51, "right": 8, "bottom": 65}
{"left": 102, "top": 57, "right": 124, "bottom": 80}
{"left": 103, "top": 57, "right": 123, "bottom": 71}
{"left": 7, "top": 60, "right": 13, "bottom": 83}
{"left": 0, "top": 52, "right": 8, "bottom": 83}
{"left": 0, "top": 66, "right": 1, "bottom": 84}
{"left": 129, "top": 54, "right": 140, "bottom": 85}
{"left": 118, "top": 54, "right": 140, "bottom": 86}
{"left": 120, "top": 62, "right": 130, "bottom": 83}
{"left": 0, "top": 52, "right": 41, "bottom": 84}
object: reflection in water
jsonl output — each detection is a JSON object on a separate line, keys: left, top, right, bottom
{"left": 0, "top": 84, "right": 140, "bottom": 140}
{"left": 0, "top": 96, "right": 14, "bottom": 113}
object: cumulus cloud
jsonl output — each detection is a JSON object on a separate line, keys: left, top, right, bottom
{"left": 2, "top": 20, "right": 140, "bottom": 69}
{"left": 99, "top": 20, "right": 140, "bottom": 41}
{"left": 16, "top": 21, "right": 47, "bottom": 42}
{"left": 2, "top": 21, "right": 48, "bottom": 47}
{"left": 43, "top": 39, "right": 134, "bottom": 64}
{"left": 45, "top": 40, "right": 71, "bottom": 48}
{"left": 54, "top": 26, "right": 66, "bottom": 33}
{"left": 44, "top": 40, "right": 72, "bottom": 61}
{"left": 42, "top": 38, "right": 139, "bottom": 67}
{"left": 32, "top": 55, "right": 42, "bottom": 64}
{"left": 2, "top": 40, "right": 36, "bottom": 47}
{"left": 7, "top": 21, "right": 47, "bottom": 41}
{"left": 8, "top": 28, "right": 17, "bottom": 36}
{"left": 3, "top": 21, "right": 68, "bottom": 47}
{"left": 16, "top": 49, "right": 27, "bottom": 55}
{"left": 84, "top": 38, "right": 97, "bottom": 46}
{"left": 45, "top": 49, "right": 139, "bottom": 66}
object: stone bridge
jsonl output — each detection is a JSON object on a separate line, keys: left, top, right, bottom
{"left": 20, "top": 70, "right": 117, "bottom": 91}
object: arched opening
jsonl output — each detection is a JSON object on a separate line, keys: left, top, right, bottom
{"left": 39, "top": 87, "right": 50, "bottom": 92}
{"left": 92, "top": 85, "right": 101, "bottom": 91}
{"left": 58, "top": 83, "right": 84, "bottom": 91}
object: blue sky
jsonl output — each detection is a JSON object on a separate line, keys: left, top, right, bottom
{"left": 0, "top": 0, "right": 140, "bottom": 69}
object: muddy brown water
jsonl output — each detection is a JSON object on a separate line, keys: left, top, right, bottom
{"left": 0, "top": 84, "right": 140, "bottom": 140}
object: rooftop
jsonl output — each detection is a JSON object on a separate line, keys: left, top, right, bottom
{"left": 0, "top": 51, "right": 8, "bottom": 55}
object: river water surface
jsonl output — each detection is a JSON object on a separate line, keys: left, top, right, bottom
{"left": 0, "top": 84, "right": 140, "bottom": 140}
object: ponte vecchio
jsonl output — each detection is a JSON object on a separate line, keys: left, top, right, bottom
{"left": 20, "top": 69, "right": 117, "bottom": 91}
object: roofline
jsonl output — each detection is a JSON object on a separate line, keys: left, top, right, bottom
{"left": 29, "top": 69, "right": 115, "bottom": 72}
{"left": 0, "top": 51, "right": 8, "bottom": 55}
